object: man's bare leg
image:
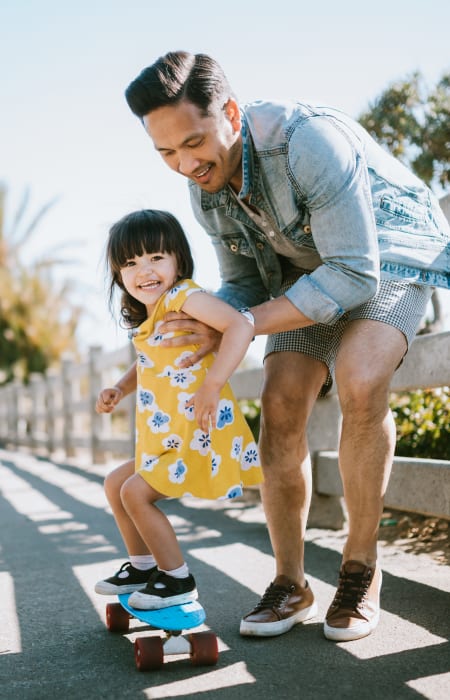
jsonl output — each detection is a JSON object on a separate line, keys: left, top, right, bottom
{"left": 324, "top": 319, "right": 407, "bottom": 641}
{"left": 335, "top": 319, "right": 407, "bottom": 565}
{"left": 240, "top": 351, "right": 327, "bottom": 636}
{"left": 259, "top": 352, "right": 328, "bottom": 584}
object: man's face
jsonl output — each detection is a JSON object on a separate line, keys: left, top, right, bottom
{"left": 143, "top": 98, "right": 243, "bottom": 194}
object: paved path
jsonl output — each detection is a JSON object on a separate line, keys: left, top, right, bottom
{"left": 0, "top": 447, "right": 449, "bottom": 699}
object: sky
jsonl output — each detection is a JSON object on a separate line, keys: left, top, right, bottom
{"left": 1, "top": 0, "right": 450, "bottom": 362}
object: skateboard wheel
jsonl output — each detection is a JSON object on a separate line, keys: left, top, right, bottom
{"left": 106, "top": 602, "right": 130, "bottom": 633}
{"left": 134, "top": 637, "right": 164, "bottom": 671}
{"left": 189, "top": 631, "right": 219, "bottom": 666}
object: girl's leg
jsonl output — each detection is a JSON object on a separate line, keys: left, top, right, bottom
{"left": 120, "top": 473, "right": 184, "bottom": 571}
{"left": 104, "top": 459, "right": 150, "bottom": 555}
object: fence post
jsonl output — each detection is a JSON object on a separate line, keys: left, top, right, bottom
{"left": 10, "top": 380, "right": 21, "bottom": 448}
{"left": 45, "top": 370, "right": 58, "bottom": 455}
{"left": 89, "top": 345, "right": 107, "bottom": 464}
{"left": 61, "top": 354, "right": 76, "bottom": 457}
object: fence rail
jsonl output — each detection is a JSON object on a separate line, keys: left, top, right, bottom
{"left": 0, "top": 329, "right": 449, "bottom": 525}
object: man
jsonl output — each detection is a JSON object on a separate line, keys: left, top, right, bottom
{"left": 102, "top": 51, "right": 449, "bottom": 642}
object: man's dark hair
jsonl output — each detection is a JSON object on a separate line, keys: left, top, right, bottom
{"left": 125, "top": 51, "right": 235, "bottom": 118}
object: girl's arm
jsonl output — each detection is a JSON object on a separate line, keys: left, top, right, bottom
{"left": 95, "top": 361, "right": 137, "bottom": 414}
{"left": 181, "top": 292, "right": 255, "bottom": 432}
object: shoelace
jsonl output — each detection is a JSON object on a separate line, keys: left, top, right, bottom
{"left": 254, "top": 583, "right": 295, "bottom": 611}
{"left": 332, "top": 569, "right": 371, "bottom": 611}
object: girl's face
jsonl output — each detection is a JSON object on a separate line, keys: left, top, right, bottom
{"left": 120, "top": 250, "right": 179, "bottom": 313}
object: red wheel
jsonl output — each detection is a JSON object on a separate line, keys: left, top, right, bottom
{"left": 134, "top": 637, "right": 164, "bottom": 671}
{"left": 106, "top": 603, "right": 130, "bottom": 633}
{"left": 189, "top": 631, "right": 219, "bottom": 666}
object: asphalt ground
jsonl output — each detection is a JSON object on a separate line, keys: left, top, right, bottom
{"left": 0, "top": 447, "right": 449, "bottom": 700}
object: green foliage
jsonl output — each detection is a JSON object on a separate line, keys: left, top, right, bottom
{"left": 239, "top": 398, "right": 261, "bottom": 440}
{"left": 359, "top": 71, "right": 450, "bottom": 191}
{"left": 240, "top": 389, "right": 450, "bottom": 460}
{"left": 0, "top": 186, "right": 82, "bottom": 384}
{"left": 390, "top": 387, "right": 450, "bottom": 460}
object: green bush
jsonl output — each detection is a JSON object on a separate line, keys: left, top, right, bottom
{"left": 241, "top": 387, "right": 450, "bottom": 460}
{"left": 390, "top": 387, "right": 450, "bottom": 460}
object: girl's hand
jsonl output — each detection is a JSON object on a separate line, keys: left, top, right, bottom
{"left": 186, "top": 384, "right": 220, "bottom": 433}
{"left": 96, "top": 386, "right": 123, "bottom": 414}
{"left": 159, "top": 311, "right": 221, "bottom": 366}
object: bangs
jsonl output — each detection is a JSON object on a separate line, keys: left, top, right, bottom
{"left": 110, "top": 225, "right": 167, "bottom": 268}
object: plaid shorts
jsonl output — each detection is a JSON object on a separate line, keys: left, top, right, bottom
{"left": 265, "top": 275, "right": 433, "bottom": 396}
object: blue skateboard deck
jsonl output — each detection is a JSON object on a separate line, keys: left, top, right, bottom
{"left": 118, "top": 593, "right": 206, "bottom": 631}
{"left": 105, "top": 594, "right": 218, "bottom": 670}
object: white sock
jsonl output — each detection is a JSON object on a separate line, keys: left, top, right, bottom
{"left": 130, "top": 555, "right": 157, "bottom": 571}
{"left": 159, "top": 563, "right": 190, "bottom": 580}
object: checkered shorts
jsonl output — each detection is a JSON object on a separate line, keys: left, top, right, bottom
{"left": 265, "top": 275, "right": 433, "bottom": 396}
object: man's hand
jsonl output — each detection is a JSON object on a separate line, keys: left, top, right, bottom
{"left": 159, "top": 311, "right": 221, "bottom": 366}
{"left": 96, "top": 386, "right": 123, "bottom": 414}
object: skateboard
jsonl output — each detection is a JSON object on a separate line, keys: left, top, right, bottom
{"left": 105, "top": 594, "right": 219, "bottom": 671}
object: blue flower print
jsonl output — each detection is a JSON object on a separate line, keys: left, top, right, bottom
{"left": 140, "top": 454, "right": 159, "bottom": 471}
{"left": 225, "top": 484, "right": 243, "bottom": 499}
{"left": 137, "top": 353, "right": 154, "bottom": 370}
{"left": 211, "top": 451, "right": 222, "bottom": 477}
{"left": 147, "top": 320, "right": 165, "bottom": 346}
{"left": 231, "top": 436, "right": 243, "bottom": 461}
{"left": 148, "top": 411, "right": 170, "bottom": 433}
{"left": 241, "top": 441, "right": 261, "bottom": 470}
{"left": 162, "top": 434, "right": 183, "bottom": 451}
{"left": 190, "top": 429, "right": 211, "bottom": 456}
{"left": 216, "top": 399, "right": 234, "bottom": 430}
{"left": 137, "top": 388, "right": 155, "bottom": 412}
{"left": 177, "top": 392, "right": 195, "bottom": 421}
{"left": 164, "top": 282, "right": 189, "bottom": 307}
{"left": 159, "top": 365, "right": 196, "bottom": 388}
{"left": 168, "top": 458, "right": 188, "bottom": 484}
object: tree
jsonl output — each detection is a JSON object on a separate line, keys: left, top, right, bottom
{"left": 359, "top": 71, "right": 450, "bottom": 190}
{"left": 0, "top": 185, "right": 82, "bottom": 384}
{"left": 359, "top": 71, "right": 450, "bottom": 332}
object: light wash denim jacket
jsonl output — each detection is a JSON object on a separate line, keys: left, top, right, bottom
{"left": 189, "top": 100, "right": 450, "bottom": 324}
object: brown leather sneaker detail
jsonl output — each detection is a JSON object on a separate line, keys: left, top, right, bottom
{"left": 240, "top": 575, "right": 318, "bottom": 637}
{"left": 324, "top": 560, "right": 382, "bottom": 642}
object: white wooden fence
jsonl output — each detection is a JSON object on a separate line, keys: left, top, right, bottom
{"left": 0, "top": 331, "right": 449, "bottom": 526}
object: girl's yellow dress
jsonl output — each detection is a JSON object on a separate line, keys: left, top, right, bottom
{"left": 132, "top": 279, "right": 262, "bottom": 500}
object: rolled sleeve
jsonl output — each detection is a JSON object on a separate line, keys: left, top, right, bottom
{"left": 286, "top": 116, "right": 380, "bottom": 323}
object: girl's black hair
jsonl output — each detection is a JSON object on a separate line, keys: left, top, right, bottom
{"left": 106, "top": 209, "right": 194, "bottom": 327}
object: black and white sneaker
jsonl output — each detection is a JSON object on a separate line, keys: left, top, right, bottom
{"left": 95, "top": 562, "right": 156, "bottom": 595}
{"left": 128, "top": 569, "right": 198, "bottom": 610}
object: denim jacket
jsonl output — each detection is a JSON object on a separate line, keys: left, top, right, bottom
{"left": 189, "top": 100, "right": 450, "bottom": 323}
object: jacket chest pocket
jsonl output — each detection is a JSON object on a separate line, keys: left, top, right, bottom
{"left": 221, "top": 235, "right": 255, "bottom": 258}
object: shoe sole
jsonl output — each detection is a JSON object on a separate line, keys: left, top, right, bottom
{"left": 128, "top": 589, "right": 198, "bottom": 610}
{"left": 240, "top": 601, "right": 318, "bottom": 637}
{"left": 94, "top": 582, "right": 148, "bottom": 595}
{"left": 323, "top": 611, "right": 380, "bottom": 642}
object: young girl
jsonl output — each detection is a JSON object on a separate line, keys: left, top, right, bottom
{"left": 95, "top": 209, "right": 262, "bottom": 610}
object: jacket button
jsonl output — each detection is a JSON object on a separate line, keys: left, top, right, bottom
{"left": 303, "top": 225, "right": 311, "bottom": 234}
{"left": 230, "top": 244, "right": 238, "bottom": 252}
{"left": 256, "top": 242, "right": 264, "bottom": 250}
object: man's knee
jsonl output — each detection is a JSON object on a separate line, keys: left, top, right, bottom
{"left": 337, "top": 368, "right": 391, "bottom": 418}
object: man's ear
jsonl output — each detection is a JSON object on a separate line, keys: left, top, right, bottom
{"left": 224, "top": 98, "right": 242, "bottom": 133}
